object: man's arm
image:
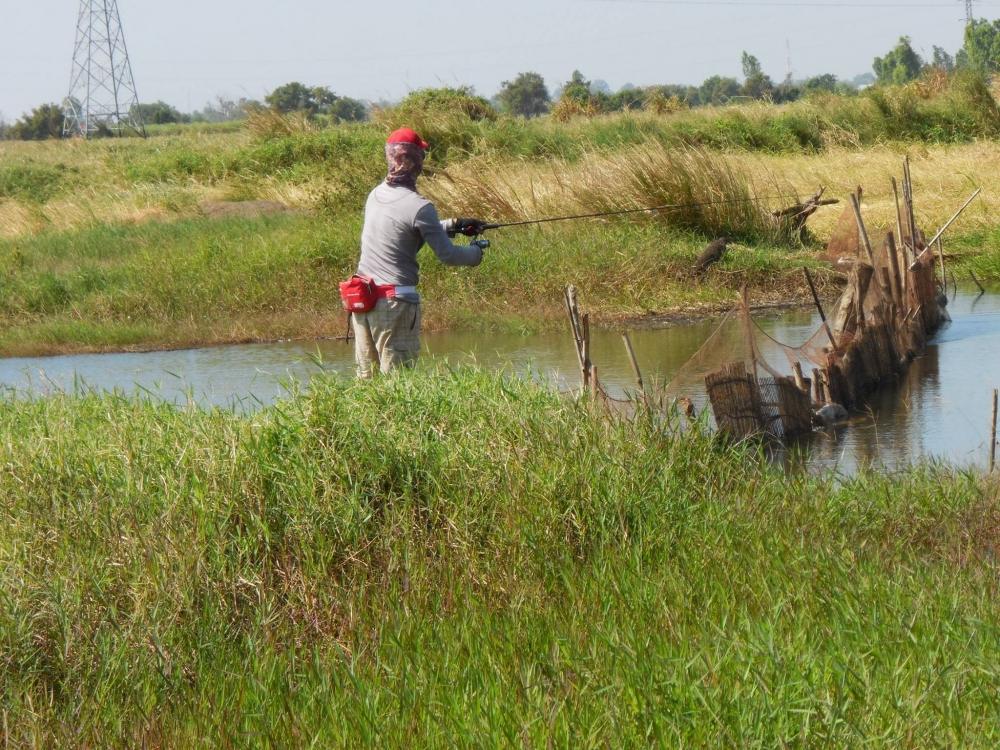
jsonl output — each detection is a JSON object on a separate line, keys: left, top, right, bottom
{"left": 417, "top": 204, "right": 483, "bottom": 267}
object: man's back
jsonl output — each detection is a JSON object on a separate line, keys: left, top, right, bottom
{"left": 357, "top": 182, "right": 431, "bottom": 288}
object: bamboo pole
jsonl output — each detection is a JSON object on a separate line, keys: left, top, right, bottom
{"left": 849, "top": 191, "right": 893, "bottom": 303}
{"left": 803, "top": 267, "right": 839, "bottom": 355}
{"left": 891, "top": 178, "right": 909, "bottom": 298}
{"left": 937, "top": 237, "right": 947, "bottom": 288}
{"left": 885, "top": 232, "right": 904, "bottom": 313}
{"left": 971, "top": 271, "right": 986, "bottom": 295}
{"left": 621, "top": 332, "right": 645, "bottom": 394}
{"left": 991, "top": 389, "right": 998, "bottom": 473}
{"left": 903, "top": 156, "right": 918, "bottom": 252}
{"left": 891, "top": 177, "right": 906, "bottom": 246}
{"left": 910, "top": 189, "right": 982, "bottom": 269}
{"left": 564, "top": 286, "right": 586, "bottom": 378}
{"left": 791, "top": 361, "right": 807, "bottom": 394}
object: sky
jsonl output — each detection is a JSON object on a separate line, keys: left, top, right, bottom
{"left": 1, "top": 0, "right": 997, "bottom": 120}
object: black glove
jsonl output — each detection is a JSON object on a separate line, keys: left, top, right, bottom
{"left": 448, "top": 218, "right": 487, "bottom": 237}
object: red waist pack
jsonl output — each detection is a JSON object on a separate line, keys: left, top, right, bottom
{"left": 339, "top": 275, "right": 378, "bottom": 313}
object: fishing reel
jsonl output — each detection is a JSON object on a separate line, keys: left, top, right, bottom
{"left": 470, "top": 238, "right": 490, "bottom": 251}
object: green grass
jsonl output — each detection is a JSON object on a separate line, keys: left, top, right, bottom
{"left": 1, "top": 367, "right": 998, "bottom": 746}
{"left": 0, "top": 162, "right": 76, "bottom": 203}
{"left": 0, "top": 213, "right": 831, "bottom": 354}
{"left": 949, "top": 226, "right": 1000, "bottom": 282}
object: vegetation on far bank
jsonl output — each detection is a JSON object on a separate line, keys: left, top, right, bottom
{"left": 0, "top": 72, "right": 998, "bottom": 354}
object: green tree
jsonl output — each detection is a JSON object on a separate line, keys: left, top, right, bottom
{"left": 265, "top": 82, "right": 367, "bottom": 121}
{"left": 132, "top": 101, "right": 186, "bottom": 125}
{"left": 328, "top": 96, "right": 368, "bottom": 122}
{"left": 9, "top": 103, "right": 64, "bottom": 140}
{"left": 962, "top": 18, "right": 1000, "bottom": 72}
{"left": 266, "top": 82, "right": 320, "bottom": 114}
{"left": 699, "top": 75, "right": 741, "bottom": 105}
{"left": 931, "top": 46, "right": 955, "bottom": 71}
{"left": 873, "top": 37, "right": 924, "bottom": 85}
{"left": 803, "top": 74, "right": 839, "bottom": 93}
{"left": 496, "top": 72, "right": 550, "bottom": 117}
{"left": 740, "top": 52, "right": 775, "bottom": 99}
{"left": 561, "top": 70, "right": 593, "bottom": 103}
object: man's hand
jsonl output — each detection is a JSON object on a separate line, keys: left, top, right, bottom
{"left": 447, "top": 218, "right": 488, "bottom": 237}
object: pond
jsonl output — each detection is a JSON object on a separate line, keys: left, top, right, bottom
{"left": 1, "top": 288, "right": 997, "bottom": 474}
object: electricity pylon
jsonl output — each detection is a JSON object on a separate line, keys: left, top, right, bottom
{"left": 63, "top": 0, "right": 145, "bottom": 138}
{"left": 962, "top": 0, "right": 975, "bottom": 25}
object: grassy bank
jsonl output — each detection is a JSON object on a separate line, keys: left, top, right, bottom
{"left": 1, "top": 368, "right": 998, "bottom": 746}
{"left": 0, "top": 212, "right": 831, "bottom": 356}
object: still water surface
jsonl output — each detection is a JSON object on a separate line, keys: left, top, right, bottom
{"left": 1, "top": 289, "right": 998, "bottom": 474}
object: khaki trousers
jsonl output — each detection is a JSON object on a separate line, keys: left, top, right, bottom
{"left": 352, "top": 298, "right": 422, "bottom": 378}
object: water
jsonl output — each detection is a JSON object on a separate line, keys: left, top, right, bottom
{"left": 0, "top": 289, "right": 997, "bottom": 473}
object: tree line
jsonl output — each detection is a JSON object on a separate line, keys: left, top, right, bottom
{"left": 3, "top": 18, "right": 1000, "bottom": 139}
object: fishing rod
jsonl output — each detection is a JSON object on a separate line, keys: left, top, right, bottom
{"left": 478, "top": 193, "right": 800, "bottom": 232}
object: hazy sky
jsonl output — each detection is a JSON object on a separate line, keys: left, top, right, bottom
{"left": 1, "top": 0, "right": 996, "bottom": 119}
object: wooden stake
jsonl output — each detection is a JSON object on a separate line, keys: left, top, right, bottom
{"left": 910, "top": 189, "right": 982, "bottom": 269}
{"left": 991, "top": 388, "right": 998, "bottom": 473}
{"left": 885, "top": 232, "right": 904, "bottom": 313}
{"left": 891, "top": 177, "right": 906, "bottom": 246}
{"left": 564, "top": 286, "right": 586, "bottom": 379}
{"left": 590, "top": 364, "right": 600, "bottom": 401}
{"left": 849, "top": 192, "right": 878, "bottom": 265}
{"left": 903, "top": 156, "right": 918, "bottom": 252}
{"left": 621, "top": 332, "right": 645, "bottom": 394}
{"left": 937, "top": 237, "right": 947, "bottom": 288}
{"left": 803, "top": 267, "right": 839, "bottom": 355}
{"left": 582, "top": 313, "right": 591, "bottom": 390}
{"left": 971, "top": 270, "right": 986, "bottom": 295}
{"left": 812, "top": 368, "right": 823, "bottom": 404}
{"left": 791, "top": 361, "right": 807, "bottom": 394}
{"left": 891, "top": 179, "right": 909, "bottom": 298}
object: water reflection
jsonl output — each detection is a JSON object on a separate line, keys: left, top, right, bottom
{"left": 0, "top": 289, "right": 996, "bottom": 474}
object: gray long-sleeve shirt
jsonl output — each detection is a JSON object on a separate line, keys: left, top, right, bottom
{"left": 356, "top": 182, "right": 483, "bottom": 302}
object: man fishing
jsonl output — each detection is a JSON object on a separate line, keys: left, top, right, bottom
{"left": 347, "top": 127, "right": 487, "bottom": 378}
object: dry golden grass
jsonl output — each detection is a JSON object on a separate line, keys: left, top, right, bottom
{"left": 736, "top": 142, "right": 999, "bottom": 239}
{"left": 0, "top": 133, "right": 246, "bottom": 238}
{"left": 424, "top": 142, "right": 793, "bottom": 241}
{"left": 425, "top": 140, "right": 999, "bottom": 245}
